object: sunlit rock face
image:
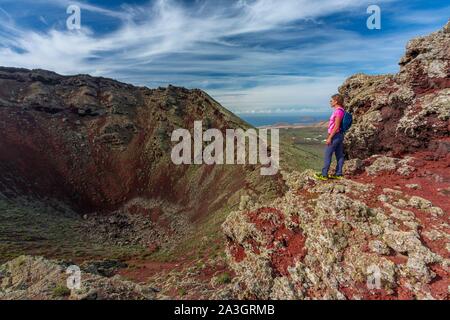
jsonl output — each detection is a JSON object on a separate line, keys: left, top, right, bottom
{"left": 339, "top": 21, "right": 450, "bottom": 159}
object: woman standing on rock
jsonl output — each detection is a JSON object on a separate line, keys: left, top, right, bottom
{"left": 315, "top": 94, "right": 347, "bottom": 181}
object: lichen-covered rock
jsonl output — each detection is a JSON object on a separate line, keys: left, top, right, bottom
{"left": 222, "top": 167, "right": 448, "bottom": 300}
{"left": 365, "top": 156, "right": 398, "bottom": 175}
{"left": 270, "top": 277, "right": 300, "bottom": 300}
{"left": 408, "top": 196, "right": 433, "bottom": 209}
{"left": 369, "top": 240, "right": 390, "bottom": 255}
{"left": 344, "top": 158, "right": 364, "bottom": 175}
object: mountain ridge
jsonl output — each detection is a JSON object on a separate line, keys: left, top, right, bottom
{"left": 0, "top": 66, "right": 290, "bottom": 267}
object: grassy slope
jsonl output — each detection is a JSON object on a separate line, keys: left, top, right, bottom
{"left": 0, "top": 197, "right": 145, "bottom": 264}
{"left": 279, "top": 127, "right": 327, "bottom": 172}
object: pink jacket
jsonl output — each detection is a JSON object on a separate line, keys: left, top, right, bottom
{"left": 328, "top": 107, "right": 345, "bottom": 134}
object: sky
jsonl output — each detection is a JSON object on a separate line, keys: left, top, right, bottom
{"left": 0, "top": 0, "right": 448, "bottom": 114}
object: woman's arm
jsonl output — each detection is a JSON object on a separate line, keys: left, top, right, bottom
{"left": 326, "top": 115, "right": 342, "bottom": 145}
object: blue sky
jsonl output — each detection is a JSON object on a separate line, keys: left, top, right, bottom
{"left": 0, "top": 0, "right": 448, "bottom": 114}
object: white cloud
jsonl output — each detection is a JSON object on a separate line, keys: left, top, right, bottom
{"left": 0, "top": 0, "right": 444, "bottom": 112}
{"left": 0, "top": 0, "right": 385, "bottom": 70}
{"left": 209, "top": 75, "right": 345, "bottom": 113}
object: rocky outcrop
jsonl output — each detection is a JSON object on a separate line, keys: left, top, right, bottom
{"left": 340, "top": 21, "right": 450, "bottom": 159}
{"left": 223, "top": 161, "right": 449, "bottom": 300}
{"left": 0, "top": 256, "right": 156, "bottom": 300}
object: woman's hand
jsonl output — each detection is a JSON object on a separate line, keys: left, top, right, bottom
{"left": 326, "top": 137, "right": 332, "bottom": 145}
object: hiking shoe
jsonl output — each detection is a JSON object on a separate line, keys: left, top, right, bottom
{"left": 314, "top": 173, "right": 329, "bottom": 181}
{"left": 329, "top": 175, "right": 344, "bottom": 180}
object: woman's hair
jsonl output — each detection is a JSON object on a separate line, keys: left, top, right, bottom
{"left": 332, "top": 94, "right": 344, "bottom": 106}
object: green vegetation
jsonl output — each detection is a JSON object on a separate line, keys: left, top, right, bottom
{"left": 52, "top": 285, "right": 71, "bottom": 298}
{"left": 279, "top": 127, "right": 327, "bottom": 172}
{"left": 0, "top": 197, "right": 145, "bottom": 264}
{"left": 178, "top": 288, "right": 187, "bottom": 297}
{"left": 215, "top": 272, "right": 232, "bottom": 285}
{"left": 149, "top": 126, "right": 326, "bottom": 263}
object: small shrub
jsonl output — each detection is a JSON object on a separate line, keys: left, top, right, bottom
{"left": 178, "top": 288, "right": 187, "bottom": 297}
{"left": 52, "top": 285, "right": 71, "bottom": 298}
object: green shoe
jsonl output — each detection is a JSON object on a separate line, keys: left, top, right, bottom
{"left": 329, "top": 175, "right": 344, "bottom": 180}
{"left": 314, "top": 173, "right": 329, "bottom": 181}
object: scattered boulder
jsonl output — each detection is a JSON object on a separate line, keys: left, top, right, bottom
{"left": 344, "top": 158, "right": 364, "bottom": 175}
{"left": 365, "top": 156, "right": 398, "bottom": 176}
{"left": 405, "top": 184, "right": 421, "bottom": 190}
{"left": 222, "top": 170, "right": 447, "bottom": 300}
{"left": 408, "top": 196, "right": 433, "bottom": 209}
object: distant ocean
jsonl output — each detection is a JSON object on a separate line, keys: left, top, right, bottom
{"left": 238, "top": 113, "right": 330, "bottom": 127}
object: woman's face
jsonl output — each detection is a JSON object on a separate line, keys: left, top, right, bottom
{"left": 330, "top": 98, "right": 337, "bottom": 108}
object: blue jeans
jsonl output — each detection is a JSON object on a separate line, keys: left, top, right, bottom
{"left": 322, "top": 132, "right": 345, "bottom": 176}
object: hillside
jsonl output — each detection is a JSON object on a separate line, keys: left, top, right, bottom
{"left": 0, "top": 65, "right": 324, "bottom": 299}
{"left": 0, "top": 67, "right": 300, "bottom": 265}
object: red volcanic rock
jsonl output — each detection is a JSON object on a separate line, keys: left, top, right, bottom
{"left": 340, "top": 21, "right": 450, "bottom": 159}
{"left": 270, "top": 227, "right": 307, "bottom": 277}
{"left": 246, "top": 208, "right": 307, "bottom": 276}
{"left": 229, "top": 243, "right": 247, "bottom": 263}
{"left": 223, "top": 165, "right": 449, "bottom": 300}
